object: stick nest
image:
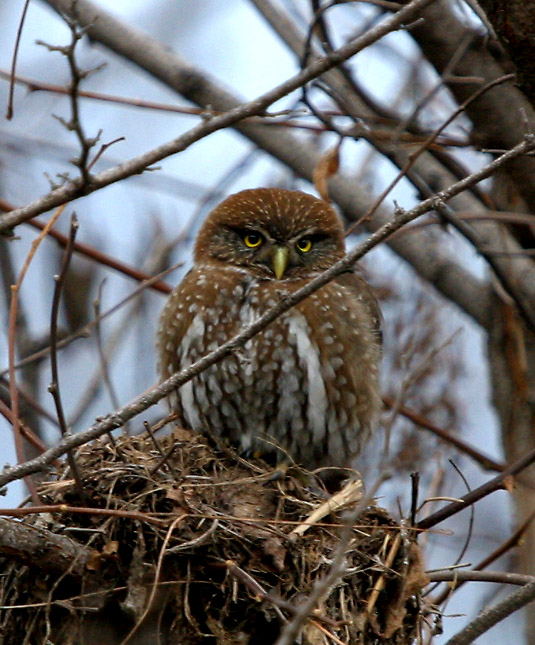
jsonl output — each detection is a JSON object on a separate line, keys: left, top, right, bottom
{"left": 0, "top": 426, "right": 428, "bottom": 644}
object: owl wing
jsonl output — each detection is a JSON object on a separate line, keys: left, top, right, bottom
{"left": 334, "top": 269, "right": 383, "bottom": 345}
{"left": 157, "top": 268, "right": 201, "bottom": 380}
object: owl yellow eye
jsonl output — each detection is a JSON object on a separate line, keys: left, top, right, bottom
{"left": 296, "top": 238, "right": 312, "bottom": 253}
{"left": 243, "top": 232, "right": 263, "bottom": 248}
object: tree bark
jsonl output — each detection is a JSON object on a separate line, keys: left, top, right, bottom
{"left": 488, "top": 292, "right": 535, "bottom": 637}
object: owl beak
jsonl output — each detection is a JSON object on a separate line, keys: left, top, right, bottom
{"left": 272, "top": 246, "right": 290, "bottom": 279}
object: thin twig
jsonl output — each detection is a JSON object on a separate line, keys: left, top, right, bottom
{"left": 417, "top": 446, "right": 535, "bottom": 531}
{"left": 167, "top": 519, "right": 220, "bottom": 554}
{"left": 445, "top": 578, "right": 535, "bottom": 645}
{"left": 447, "top": 460, "right": 475, "bottom": 572}
{"left": 48, "top": 213, "right": 86, "bottom": 501}
{"left": 7, "top": 204, "right": 67, "bottom": 502}
{"left": 275, "top": 475, "right": 388, "bottom": 645}
{"left": 428, "top": 569, "right": 535, "bottom": 586}
{"left": 1, "top": 262, "right": 182, "bottom": 379}
{"left": 0, "top": 0, "right": 439, "bottom": 235}
{"left": 363, "top": 532, "right": 403, "bottom": 623}
{"left": 429, "top": 511, "right": 535, "bottom": 606}
{"left": 224, "top": 559, "right": 287, "bottom": 622}
{"left": 6, "top": 0, "right": 30, "bottom": 119}
{"left": 144, "top": 421, "right": 179, "bottom": 480}
{"left": 48, "top": 214, "right": 78, "bottom": 437}
{"left": 37, "top": 2, "right": 102, "bottom": 185}
{"left": 410, "top": 471, "right": 419, "bottom": 527}
{"left": 0, "top": 135, "right": 533, "bottom": 490}
{"left": 92, "top": 281, "right": 121, "bottom": 413}
{"left": 0, "top": 504, "right": 168, "bottom": 526}
{"left": 119, "top": 514, "right": 186, "bottom": 645}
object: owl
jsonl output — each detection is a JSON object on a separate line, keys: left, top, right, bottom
{"left": 157, "top": 188, "right": 382, "bottom": 472}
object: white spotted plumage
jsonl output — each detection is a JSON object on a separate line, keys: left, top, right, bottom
{"left": 287, "top": 311, "right": 327, "bottom": 443}
{"left": 157, "top": 188, "right": 382, "bottom": 472}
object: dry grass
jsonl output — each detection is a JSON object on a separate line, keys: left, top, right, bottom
{"left": 0, "top": 426, "right": 427, "bottom": 644}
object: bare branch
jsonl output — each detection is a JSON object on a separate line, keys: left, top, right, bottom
{"left": 0, "top": 516, "right": 93, "bottom": 577}
{"left": 48, "top": 213, "right": 86, "bottom": 500}
{"left": 0, "top": 136, "right": 531, "bottom": 490}
{"left": 445, "top": 578, "right": 535, "bottom": 645}
{"left": 37, "top": 3, "right": 102, "bottom": 186}
{"left": 5, "top": 0, "right": 30, "bottom": 119}
{"left": 417, "top": 443, "right": 535, "bottom": 531}
{"left": 2, "top": 0, "right": 497, "bottom": 329}
{"left": 0, "top": 0, "right": 438, "bottom": 235}
{"left": 428, "top": 569, "right": 535, "bottom": 586}
{"left": 412, "top": 0, "right": 535, "bottom": 212}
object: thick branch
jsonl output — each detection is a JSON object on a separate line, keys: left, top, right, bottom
{"left": 1, "top": 0, "right": 436, "bottom": 235}
{"left": 16, "top": 0, "right": 492, "bottom": 328}
{"left": 446, "top": 577, "right": 535, "bottom": 645}
{"left": 428, "top": 569, "right": 535, "bottom": 586}
{"left": 251, "top": 0, "right": 535, "bottom": 328}
{"left": 417, "top": 440, "right": 535, "bottom": 531}
{"left": 0, "top": 516, "right": 93, "bottom": 577}
{"left": 412, "top": 0, "right": 535, "bottom": 213}
{"left": 474, "top": 1, "right": 535, "bottom": 108}
{"left": 0, "top": 137, "right": 531, "bottom": 491}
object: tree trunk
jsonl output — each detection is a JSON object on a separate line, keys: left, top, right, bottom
{"left": 488, "top": 291, "right": 535, "bottom": 638}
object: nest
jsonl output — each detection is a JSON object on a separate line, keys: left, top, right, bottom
{"left": 0, "top": 425, "right": 428, "bottom": 644}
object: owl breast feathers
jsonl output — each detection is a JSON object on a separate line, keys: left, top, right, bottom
{"left": 157, "top": 188, "right": 382, "bottom": 471}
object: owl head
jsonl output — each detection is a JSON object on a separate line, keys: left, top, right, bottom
{"left": 193, "top": 188, "right": 346, "bottom": 280}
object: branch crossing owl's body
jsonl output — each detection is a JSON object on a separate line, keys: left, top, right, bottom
{"left": 158, "top": 188, "right": 381, "bottom": 471}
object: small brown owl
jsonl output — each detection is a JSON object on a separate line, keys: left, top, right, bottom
{"left": 157, "top": 188, "right": 381, "bottom": 472}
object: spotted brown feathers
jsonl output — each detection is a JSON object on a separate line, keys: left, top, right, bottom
{"left": 157, "top": 188, "right": 381, "bottom": 471}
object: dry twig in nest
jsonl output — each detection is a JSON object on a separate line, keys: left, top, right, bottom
{"left": 0, "top": 426, "right": 428, "bottom": 644}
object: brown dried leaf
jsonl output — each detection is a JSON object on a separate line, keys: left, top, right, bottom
{"left": 405, "top": 542, "right": 430, "bottom": 594}
{"left": 102, "top": 540, "right": 119, "bottom": 556}
{"left": 86, "top": 541, "right": 119, "bottom": 571}
{"left": 369, "top": 540, "right": 428, "bottom": 639}
{"left": 313, "top": 143, "right": 341, "bottom": 202}
{"left": 85, "top": 549, "right": 104, "bottom": 571}
{"left": 503, "top": 475, "right": 515, "bottom": 494}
